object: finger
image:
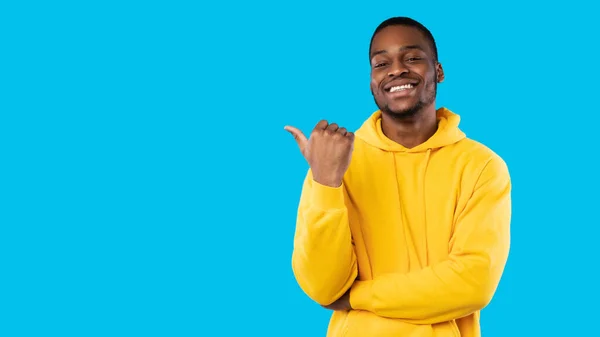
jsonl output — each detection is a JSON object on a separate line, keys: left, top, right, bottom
{"left": 326, "top": 123, "right": 339, "bottom": 132}
{"left": 284, "top": 126, "right": 309, "bottom": 153}
{"left": 338, "top": 127, "right": 347, "bottom": 136}
{"left": 314, "top": 120, "right": 329, "bottom": 131}
{"left": 345, "top": 131, "right": 355, "bottom": 140}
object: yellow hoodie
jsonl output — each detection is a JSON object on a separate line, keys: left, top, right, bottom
{"left": 291, "top": 107, "right": 511, "bottom": 337}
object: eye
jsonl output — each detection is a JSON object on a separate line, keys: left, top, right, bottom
{"left": 374, "top": 62, "right": 388, "bottom": 68}
{"left": 406, "top": 57, "right": 423, "bottom": 62}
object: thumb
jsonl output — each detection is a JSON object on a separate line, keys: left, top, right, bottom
{"left": 284, "top": 125, "right": 308, "bottom": 153}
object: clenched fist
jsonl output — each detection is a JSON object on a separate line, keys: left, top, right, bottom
{"left": 284, "top": 120, "right": 355, "bottom": 187}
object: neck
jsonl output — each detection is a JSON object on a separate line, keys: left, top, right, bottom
{"left": 381, "top": 104, "right": 438, "bottom": 149}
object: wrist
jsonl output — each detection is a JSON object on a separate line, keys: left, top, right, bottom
{"left": 312, "top": 174, "right": 343, "bottom": 187}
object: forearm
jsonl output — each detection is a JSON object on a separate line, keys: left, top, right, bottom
{"left": 350, "top": 254, "right": 505, "bottom": 324}
{"left": 291, "top": 173, "right": 358, "bottom": 305}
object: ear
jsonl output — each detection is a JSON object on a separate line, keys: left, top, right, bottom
{"left": 435, "top": 62, "right": 445, "bottom": 83}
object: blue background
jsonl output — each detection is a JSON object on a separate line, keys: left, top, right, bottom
{"left": 1, "top": 1, "right": 598, "bottom": 336}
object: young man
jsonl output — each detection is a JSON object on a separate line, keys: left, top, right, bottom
{"left": 285, "top": 17, "right": 511, "bottom": 337}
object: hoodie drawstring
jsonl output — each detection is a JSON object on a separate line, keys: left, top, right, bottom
{"left": 421, "top": 148, "right": 432, "bottom": 266}
{"left": 392, "top": 152, "right": 412, "bottom": 270}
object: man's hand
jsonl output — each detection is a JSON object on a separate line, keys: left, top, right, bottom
{"left": 322, "top": 289, "right": 352, "bottom": 311}
{"left": 284, "top": 120, "right": 355, "bottom": 187}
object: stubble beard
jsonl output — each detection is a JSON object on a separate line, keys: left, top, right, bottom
{"left": 375, "top": 72, "right": 438, "bottom": 120}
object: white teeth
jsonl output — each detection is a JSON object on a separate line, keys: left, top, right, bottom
{"left": 390, "top": 84, "right": 414, "bottom": 92}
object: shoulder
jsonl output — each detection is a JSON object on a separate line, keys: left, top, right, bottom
{"left": 456, "top": 138, "right": 502, "bottom": 160}
{"left": 455, "top": 138, "right": 510, "bottom": 183}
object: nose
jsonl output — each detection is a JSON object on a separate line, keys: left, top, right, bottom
{"left": 387, "top": 61, "right": 408, "bottom": 77}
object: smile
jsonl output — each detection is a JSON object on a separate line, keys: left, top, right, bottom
{"left": 388, "top": 84, "right": 415, "bottom": 92}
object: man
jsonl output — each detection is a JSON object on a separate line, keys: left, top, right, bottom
{"left": 284, "top": 16, "right": 511, "bottom": 337}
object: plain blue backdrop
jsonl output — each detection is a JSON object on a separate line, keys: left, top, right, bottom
{"left": 2, "top": 1, "right": 599, "bottom": 336}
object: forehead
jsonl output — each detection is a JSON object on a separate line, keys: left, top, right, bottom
{"left": 370, "top": 25, "right": 432, "bottom": 56}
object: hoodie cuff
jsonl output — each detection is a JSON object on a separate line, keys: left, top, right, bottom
{"left": 350, "top": 280, "right": 374, "bottom": 311}
{"left": 311, "top": 179, "right": 346, "bottom": 211}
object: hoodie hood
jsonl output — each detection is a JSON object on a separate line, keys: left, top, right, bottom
{"left": 355, "top": 107, "right": 466, "bottom": 153}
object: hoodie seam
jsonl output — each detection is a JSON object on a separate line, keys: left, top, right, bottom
{"left": 452, "top": 157, "right": 494, "bottom": 231}
{"left": 468, "top": 157, "right": 494, "bottom": 198}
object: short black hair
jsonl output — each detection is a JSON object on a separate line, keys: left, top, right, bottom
{"left": 369, "top": 17, "right": 438, "bottom": 62}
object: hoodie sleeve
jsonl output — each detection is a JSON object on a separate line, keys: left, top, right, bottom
{"left": 349, "top": 156, "right": 511, "bottom": 324}
{"left": 291, "top": 169, "right": 358, "bottom": 306}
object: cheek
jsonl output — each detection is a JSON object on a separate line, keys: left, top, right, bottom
{"left": 424, "top": 67, "right": 437, "bottom": 82}
{"left": 370, "top": 79, "right": 382, "bottom": 94}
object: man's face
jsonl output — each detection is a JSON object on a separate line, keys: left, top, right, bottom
{"left": 369, "top": 25, "right": 444, "bottom": 119}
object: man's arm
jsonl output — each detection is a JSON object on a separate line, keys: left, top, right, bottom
{"left": 292, "top": 169, "right": 358, "bottom": 306}
{"left": 348, "top": 156, "right": 511, "bottom": 324}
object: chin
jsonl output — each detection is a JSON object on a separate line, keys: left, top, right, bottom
{"left": 386, "top": 108, "right": 420, "bottom": 119}
{"left": 389, "top": 102, "right": 415, "bottom": 112}
{"left": 379, "top": 99, "right": 428, "bottom": 120}
{"left": 385, "top": 101, "right": 419, "bottom": 114}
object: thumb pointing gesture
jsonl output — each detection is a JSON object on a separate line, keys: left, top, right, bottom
{"left": 285, "top": 120, "right": 354, "bottom": 187}
{"left": 284, "top": 125, "right": 309, "bottom": 155}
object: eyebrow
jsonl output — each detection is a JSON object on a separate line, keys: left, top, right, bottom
{"left": 370, "top": 45, "right": 425, "bottom": 60}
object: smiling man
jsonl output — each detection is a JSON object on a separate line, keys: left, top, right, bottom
{"left": 285, "top": 17, "right": 512, "bottom": 337}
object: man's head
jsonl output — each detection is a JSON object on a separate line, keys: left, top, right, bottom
{"left": 369, "top": 17, "right": 444, "bottom": 119}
